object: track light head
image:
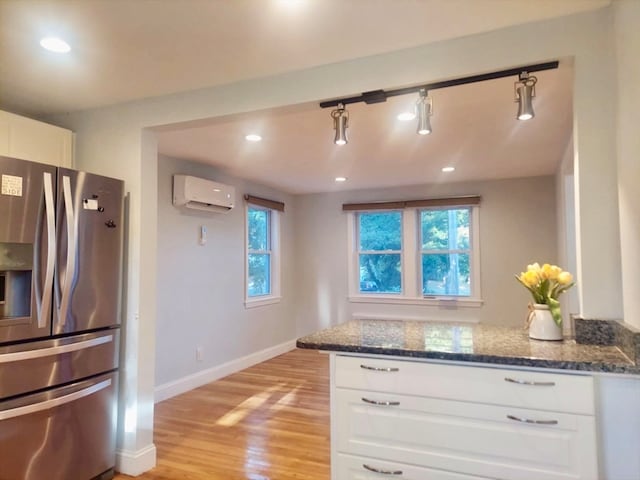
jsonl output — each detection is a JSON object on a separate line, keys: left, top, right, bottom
{"left": 331, "top": 103, "right": 349, "bottom": 145}
{"left": 416, "top": 89, "right": 433, "bottom": 135}
{"left": 515, "top": 72, "right": 537, "bottom": 121}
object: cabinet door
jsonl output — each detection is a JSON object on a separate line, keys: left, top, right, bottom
{"left": 335, "top": 388, "right": 598, "bottom": 480}
{"left": 336, "top": 453, "right": 486, "bottom": 480}
{"left": 0, "top": 111, "right": 73, "bottom": 168}
{"left": 337, "top": 355, "right": 595, "bottom": 414}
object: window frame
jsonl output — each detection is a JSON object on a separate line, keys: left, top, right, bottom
{"left": 347, "top": 204, "right": 482, "bottom": 307}
{"left": 419, "top": 206, "right": 480, "bottom": 301}
{"left": 355, "top": 210, "right": 404, "bottom": 295}
{"left": 245, "top": 203, "right": 281, "bottom": 308}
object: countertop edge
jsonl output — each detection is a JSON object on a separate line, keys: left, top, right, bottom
{"left": 296, "top": 340, "right": 640, "bottom": 376}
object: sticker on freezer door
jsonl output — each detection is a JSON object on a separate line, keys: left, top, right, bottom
{"left": 1, "top": 175, "right": 23, "bottom": 197}
{"left": 83, "top": 198, "right": 99, "bottom": 210}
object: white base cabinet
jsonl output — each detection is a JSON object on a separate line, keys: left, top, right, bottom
{"left": 331, "top": 354, "right": 600, "bottom": 480}
{"left": 337, "top": 453, "right": 486, "bottom": 479}
{"left": 0, "top": 110, "right": 73, "bottom": 167}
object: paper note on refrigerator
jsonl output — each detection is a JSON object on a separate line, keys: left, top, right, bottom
{"left": 1, "top": 175, "right": 23, "bottom": 197}
{"left": 83, "top": 198, "right": 99, "bottom": 210}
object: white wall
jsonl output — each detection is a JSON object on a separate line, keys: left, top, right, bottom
{"left": 614, "top": 0, "right": 640, "bottom": 330}
{"left": 294, "top": 176, "right": 557, "bottom": 334}
{"left": 155, "top": 155, "right": 297, "bottom": 388}
{"left": 49, "top": 8, "right": 624, "bottom": 474}
{"left": 556, "top": 136, "right": 579, "bottom": 331}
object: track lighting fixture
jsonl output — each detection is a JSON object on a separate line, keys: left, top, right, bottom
{"left": 416, "top": 89, "right": 433, "bottom": 135}
{"left": 331, "top": 103, "right": 349, "bottom": 145}
{"left": 515, "top": 71, "right": 537, "bottom": 121}
{"left": 320, "top": 61, "right": 557, "bottom": 143}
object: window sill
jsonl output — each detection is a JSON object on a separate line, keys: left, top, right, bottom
{"left": 348, "top": 295, "right": 483, "bottom": 308}
{"left": 245, "top": 296, "right": 282, "bottom": 309}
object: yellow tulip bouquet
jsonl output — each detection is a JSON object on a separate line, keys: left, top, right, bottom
{"left": 515, "top": 263, "right": 575, "bottom": 326}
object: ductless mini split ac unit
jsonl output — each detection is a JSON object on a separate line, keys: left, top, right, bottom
{"left": 172, "top": 174, "right": 235, "bottom": 213}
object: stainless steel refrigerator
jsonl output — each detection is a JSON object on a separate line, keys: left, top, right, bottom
{"left": 0, "top": 156, "right": 123, "bottom": 480}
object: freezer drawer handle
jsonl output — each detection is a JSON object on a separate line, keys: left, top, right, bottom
{"left": 362, "top": 397, "right": 400, "bottom": 406}
{"left": 0, "top": 379, "right": 111, "bottom": 421}
{"left": 363, "top": 464, "right": 403, "bottom": 475}
{"left": 507, "top": 414, "right": 558, "bottom": 425}
{"left": 360, "top": 364, "right": 399, "bottom": 372}
{"left": 0, "top": 335, "right": 113, "bottom": 364}
{"left": 504, "top": 377, "right": 556, "bottom": 387}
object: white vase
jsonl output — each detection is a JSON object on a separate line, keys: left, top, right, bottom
{"left": 528, "top": 303, "right": 563, "bottom": 341}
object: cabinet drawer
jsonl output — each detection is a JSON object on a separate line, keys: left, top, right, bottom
{"left": 336, "top": 453, "right": 486, "bottom": 480}
{"left": 335, "top": 388, "right": 598, "bottom": 480}
{"left": 336, "top": 355, "right": 594, "bottom": 414}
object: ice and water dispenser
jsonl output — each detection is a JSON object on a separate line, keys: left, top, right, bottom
{"left": 0, "top": 243, "right": 33, "bottom": 320}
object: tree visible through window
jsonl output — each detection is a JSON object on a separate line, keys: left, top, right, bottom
{"left": 421, "top": 208, "right": 471, "bottom": 296}
{"left": 357, "top": 211, "right": 402, "bottom": 294}
{"left": 247, "top": 206, "right": 271, "bottom": 297}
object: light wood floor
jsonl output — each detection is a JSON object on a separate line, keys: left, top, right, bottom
{"left": 115, "top": 348, "right": 330, "bottom": 480}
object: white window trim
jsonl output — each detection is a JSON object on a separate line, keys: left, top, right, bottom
{"left": 347, "top": 206, "right": 482, "bottom": 307}
{"left": 245, "top": 203, "right": 281, "bottom": 308}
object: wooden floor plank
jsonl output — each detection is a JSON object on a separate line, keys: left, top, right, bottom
{"left": 114, "top": 349, "right": 330, "bottom": 480}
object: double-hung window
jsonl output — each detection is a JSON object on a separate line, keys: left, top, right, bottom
{"left": 245, "top": 195, "right": 283, "bottom": 307}
{"left": 346, "top": 197, "right": 481, "bottom": 306}
{"left": 421, "top": 207, "right": 471, "bottom": 297}
{"left": 247, "top": 206, "right": 272, "bottom": 296}
{"left": 357, "top": 211, "right": 403, "bottom": 294}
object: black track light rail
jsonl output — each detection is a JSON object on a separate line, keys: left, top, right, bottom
{"left": 319, "top": 60, "right": 559, "bottom": 109}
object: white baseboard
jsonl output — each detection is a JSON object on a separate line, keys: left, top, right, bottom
{"left": 116, "top": 444, "right": 157, "bottom": 476}
{"left": 154, "top": 339, "right": 297, "bottom": 403}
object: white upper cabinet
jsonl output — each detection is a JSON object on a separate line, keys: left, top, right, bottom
{"left": 0, "top": 110, "right": 73, "bottom": 168}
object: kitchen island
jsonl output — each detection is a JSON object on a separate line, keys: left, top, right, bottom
{"left": 297, "top": 319, "right": 640, "bottom": 480}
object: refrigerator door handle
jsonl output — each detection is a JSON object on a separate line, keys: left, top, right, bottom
{"left": 0, "top": 379, "right": 111, "bottom": 421}
{"left": 36, "top": 172, "right": 56, "bottom": 328}
{"left": 0, "top": 334, "right": 113, "bottom": 364}
{"left": 58, "top": 175, "right": 77, "bottom": 327}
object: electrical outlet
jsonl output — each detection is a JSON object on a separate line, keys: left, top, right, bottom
{"left": 196, "top": 346, "right": 204, "bottom": 362}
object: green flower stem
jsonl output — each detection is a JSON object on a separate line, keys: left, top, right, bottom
{"left": 547, "top": 297, "right": 562, "bottom": 326}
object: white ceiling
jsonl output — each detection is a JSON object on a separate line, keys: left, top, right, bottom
{"left": 0, "top": 0, "right": 600, "bottom": 194}
{"left": 157, "top": 64, "right": 574, "bottom": 194}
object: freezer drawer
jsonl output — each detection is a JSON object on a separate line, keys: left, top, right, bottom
{"left": 0, "top": 371, "right": 117, "bottom": 480}
{"left": 0, "top": 328, "right": 119, "bottom": 400}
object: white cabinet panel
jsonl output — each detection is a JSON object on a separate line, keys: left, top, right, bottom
{"left": 336, "top": 355, "right": 595, "bottom": 415}
{"left": 331, "top": 354, "right": 601, "bottom": 480}
{"left": 337, "top": 453, "right": 487, "bottom": 480}
{"left": 336, "top": 388, "right": 598, "bottom": 480}
{"left": 0, "top": 111, "right": 73, "bottom": 167}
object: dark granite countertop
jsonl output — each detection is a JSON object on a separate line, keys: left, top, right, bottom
{"left": 296, "top": 319, "right": 640, "bottom": 375}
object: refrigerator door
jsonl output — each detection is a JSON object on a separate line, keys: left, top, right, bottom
{"left": 54, "top": 169, "right": 124, "bottom": 335}
{"left": 0, "top": 371, "right": 118, "bottom": 480}
{"left": 0, "top": 156, "right": 56, "bottom": 344}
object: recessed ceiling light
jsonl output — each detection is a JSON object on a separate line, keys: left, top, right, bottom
{"left": 40, "top": 37, "right": 71, "bottom": 53}
{"left": 335, "top": 176, "right": 347, "bottom": 182}
{"left": 245, "top": 134, "right": 262, "bottom": 142}
{"left": 397, "top": 112, "right": 416, "bottom": 121}
{"left": 442, "top": 166, "right": 455, "bottom": 173}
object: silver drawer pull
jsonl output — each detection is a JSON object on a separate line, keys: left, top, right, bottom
{"left": 507, "top": 414, "right": 558, "bottom": 425}
{"left": 363, "top": 464, "right": 403, "bottom": 475}
{"left": 362, "top": 397, "right": 400, "bottom": 406}
{"left": 504, "top": 377, "right": 555, "bottom": 386}
{"left": 360, "top": 364, "right": 399, "bottom": 372}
